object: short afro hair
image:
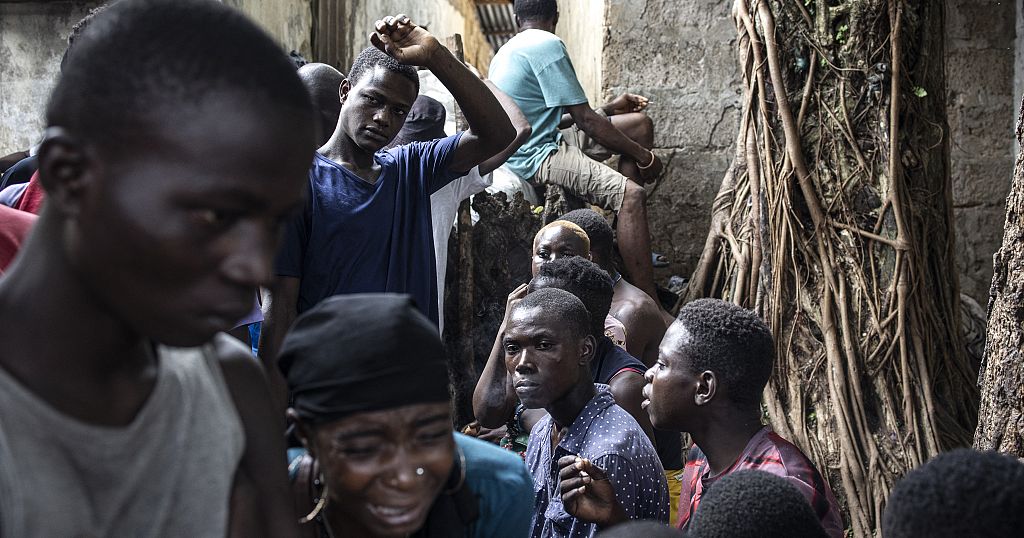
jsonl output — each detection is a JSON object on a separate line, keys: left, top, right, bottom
{"left": 558, "top": 209, "right": 613, "bottom": 258}
{"left": 688, "top": 470, "right": 828, "bottom": 538}
{"left": 883, "top": 448, "right": 1024, "bottom": 538}
{"left": 61, "top": 3, "right": 112, "bottom": 72}
{"left": 513, "top": 287, "right": 591, "bottom": 341}
{"left": 675, "top": 298, "right": 774, "bottom": 405}
{"left": 530, "top": 256, "right": 613, "bottom": 338}
{"left": 347, "top": 46, "right": 420, "bottom": 93}
{"left": 514, "top": 0, "right": 558, "bottom": 23}
{"left": 47, "top": 0, "right": 315, "bottom": 152}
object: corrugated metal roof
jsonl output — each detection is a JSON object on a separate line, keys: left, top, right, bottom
{"left": 475, "top": 1, "right": 516, "bottom": 51}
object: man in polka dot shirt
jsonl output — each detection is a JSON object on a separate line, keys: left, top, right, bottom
{"left": 502, "top": 287, "right": 668, "bottom": 537}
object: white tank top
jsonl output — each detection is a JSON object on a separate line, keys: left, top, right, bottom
{"left": 0, "top": 342, "right": 245, "bottom": 537}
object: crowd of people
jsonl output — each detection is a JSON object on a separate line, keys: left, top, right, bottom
{"left": 0, "top": 0, "right": 1022, "bottom": 536}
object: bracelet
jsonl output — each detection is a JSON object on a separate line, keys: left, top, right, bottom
{"left": 636, "top": 149, "right": 656, "bottom": 170}
{"left": 507, "top": 403, "right": 526, "bottom": 437}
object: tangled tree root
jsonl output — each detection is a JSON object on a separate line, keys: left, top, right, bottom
{"left": 684, "top": 1, "right": 977, "bottom": 534}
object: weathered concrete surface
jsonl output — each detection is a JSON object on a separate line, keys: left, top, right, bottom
{"left": 556, "top": 0, "right": 605, "bottom": 103}
{"left": 945, "top": 0, "right": 1016, "bottom": 305}
{"left": 598, "top": 0, "right": 741, "bottom": 284}
{"left": 224, "top": 0, "right": 312, "bottom": 58}
{"left": 331, "top": 0, "right": 492, "bottom": 75}
{"left": 0, "top": 0, "right": 310, "bottom": 157}
{"left": 0, "top": 2, "right": 102, "bottom": 156}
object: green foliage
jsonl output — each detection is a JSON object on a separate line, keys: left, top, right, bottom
{"left": 836, "top": 24, "right": 849, "bottom": 44}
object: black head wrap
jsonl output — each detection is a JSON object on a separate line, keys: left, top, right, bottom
{"left": 278, "top": 294, "right": 450, "bottom": 424}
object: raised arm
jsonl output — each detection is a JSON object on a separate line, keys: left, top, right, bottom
{"left": 473, "top": 283, "right": 528, "bottom": 428}
{"left": 370, "top": 14, "right": 514, "bottom": 172}
{"left": 479, "top": 80, "right": 532, "bottom": 175}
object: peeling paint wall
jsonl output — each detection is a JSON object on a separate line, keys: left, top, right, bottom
{"left": 0, "top": 2, "right": 102, "bottom": 155}
{"left": 224, "top": 0, "right": 312, "bottom": 58}
{"left": 556, "top": 0, "right": 605, "bottom": 104}
{"left": 328, "top": 0, "right": 492, "bottom": 76}
{"left": 946, "top": 0, "right": 1016, "bottom": 305}
{"left": 555, "top": 0, "right": 1016, "bottom": 302}
{"left": 565, "top": 0, "right": 741, "bottom": 283}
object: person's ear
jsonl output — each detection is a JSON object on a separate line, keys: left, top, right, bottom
{"left": 695, "top": 370, "right": 716, "bottom": 406}
{"left": 514, "top": 15, "right": 522, "bottom": 29}
{"left": 36, "top": 127, "right": 94, "bottom": 218}
{"left": 339, "top": 78, "right": 352, "bottom": 105}
{"left": 287, "top": 408, "right": 316, "bottom": 456}
{"left": 579, "top": 334, "right": 597, "bottom": 365}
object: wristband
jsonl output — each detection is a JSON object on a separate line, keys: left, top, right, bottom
{"left": 637, "top": 149, "right": 657, "bottom": 170}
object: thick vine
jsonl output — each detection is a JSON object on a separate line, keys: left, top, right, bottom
{"left": 684, "top": 1, "right": 977, "bottom": 534}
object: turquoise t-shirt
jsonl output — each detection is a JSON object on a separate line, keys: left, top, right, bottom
{"left": 457, "top": 433, "right": 534, "bottom": 538}
{"left": 489, "top": 29, "right": 589, "bottom": 180}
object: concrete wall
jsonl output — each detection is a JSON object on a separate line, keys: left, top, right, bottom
{"left": 0, "top": 0, "right": 310, "bottom": 157}
{"left": 594, "top": 0, "right": 741, "bottom": 282}
{"left": 946, "top": 0, "right": 1016, "bottom": 305}
{"left": 0, "top": 2, "right": 102, "bottom": 156}
{"left": 553, "top": 0, "right": 1016, "bottom": 304}
{"left": 0, "top": 0, "right": 490, "bottom": 157}
{"left": 331, "top": 0, "right": 492, "bottom": 75}
{"left": 556, "top": 0, "right": 605, "bottom": 104}
{"left": 224, "top": 0, "right": 312, "bottom": 58}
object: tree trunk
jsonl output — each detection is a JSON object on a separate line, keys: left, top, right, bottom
{"left": 685, "top": 1, "right": 977, "bottom": 534}
{"left": 443, "top": 190, "right": 541, "bottom": 428}
{"left": 973, "top": 98, "right": 1024, "bottom": 456}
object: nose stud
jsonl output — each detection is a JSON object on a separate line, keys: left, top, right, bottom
{"left": 415, "top": 468, "right": 425, "bottom": 476}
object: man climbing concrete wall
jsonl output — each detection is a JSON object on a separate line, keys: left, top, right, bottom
{"left": 558, "top": 0, "right": 742, "bottom": 287}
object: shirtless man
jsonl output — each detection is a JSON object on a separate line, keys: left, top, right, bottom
{"left": 0, "top": 1, "right": 312, "bottom": 535}
{"left": 557, "top": 208, "right": 668, "bottom": 367}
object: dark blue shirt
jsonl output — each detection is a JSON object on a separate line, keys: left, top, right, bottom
{"left": 525, "top": 386, "right": 668, "bottom": 538}
{"left": 591, "top": 336, "right": 646, "bottom": 385}
{"left": 275, "top": 133, "right": 464, "bottom": 324}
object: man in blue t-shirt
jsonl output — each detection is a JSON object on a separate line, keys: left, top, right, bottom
{"left": 260, "top": 14, "right": 514, "bottom": 403}
{"left": 489, "top": 0, "right": 665, "bottom": 305}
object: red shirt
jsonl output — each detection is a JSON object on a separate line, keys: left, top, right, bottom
{"left": 0, "top": 205, "right": 36, "bottom": 273}
{"left": 676, "top": 426, "right": 844, "bottom": 537}
{"left": 13, "top": 171, "right": 45, "bottom": 215}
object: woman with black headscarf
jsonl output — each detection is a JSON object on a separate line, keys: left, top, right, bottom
{"left": 279, "top": 294, "right": 533, "bottom": 538}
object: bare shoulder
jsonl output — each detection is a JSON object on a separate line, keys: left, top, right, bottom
{"left": 211, "top": 333, "right": 267, "bottom": 399}
{"left": 614, "top": 281, "right": 662, "bottom": 323}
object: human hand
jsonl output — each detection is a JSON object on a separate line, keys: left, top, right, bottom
{"left": 499, "top": 283, "right": 530, "bottom": 330}
{"left": 370, "top": 14, "right": 441, "bottom": 66}
{"left": 557, "top": 456, "right": 627, "bottom": 527}
{"left": 461, "top": 421, "right": 482, "bottom": 437}
{"left": 477, "top": 424, "right": 508, "bottom": 443}
{"left": 637, "top": 151, "right": 663, "bottom": 184}
{"left": 603, "top": 93, "right": 649, "bottom": 116}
